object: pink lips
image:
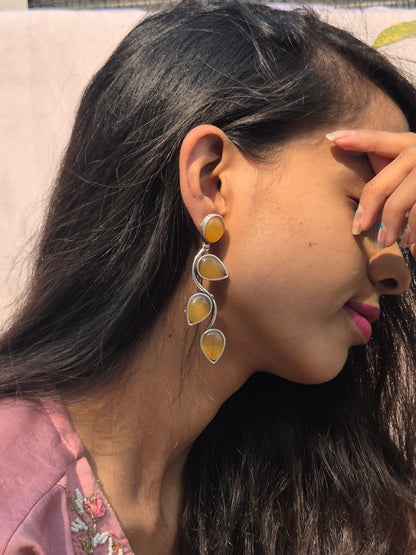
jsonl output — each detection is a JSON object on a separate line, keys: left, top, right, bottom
{"left": 344, "top": 300, "right": 380, "bottom": 342}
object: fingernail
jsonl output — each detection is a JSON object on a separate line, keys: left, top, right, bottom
{"left": 352, "top": 205, "right": 364, "bottom": 235}
{"left": 377, "top": 223, "right": 387, "bottom": 249}
{"left": 400, "top": 224, "right": 411, "bottom": 248}
{"left": 325, "top": 130, "right": 354, "bottom": 141}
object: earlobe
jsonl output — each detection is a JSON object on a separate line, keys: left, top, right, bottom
{"left": 179, "top": 125, "right": 231, "bottom": 229}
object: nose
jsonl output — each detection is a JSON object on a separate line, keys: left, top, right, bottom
{"left": 363, "top": 238, "right": 411, "bottom": 295}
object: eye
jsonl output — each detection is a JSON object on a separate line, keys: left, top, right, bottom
{"left": 349, "top": 197, "right": 360, "bottom": 210}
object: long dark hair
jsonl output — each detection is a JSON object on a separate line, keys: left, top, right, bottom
{"left": 1, "top": 1, "right": 416, "bottom": 552}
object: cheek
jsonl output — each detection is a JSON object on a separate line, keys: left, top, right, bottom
{"left": 222, "top": 179, "right": 363, "bottom": 309}
{"left": 223, "top": 223, "right": 363, "bottom": 339}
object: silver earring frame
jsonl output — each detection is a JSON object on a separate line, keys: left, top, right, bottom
{"left": 185, "top": 215, "right": 228, "bottom": 363}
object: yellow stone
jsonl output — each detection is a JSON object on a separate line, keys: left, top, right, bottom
{"left": 201, "top": 329, "right": 225, "bottom": 363}
{"left": 198, "top": 254, "right": 228, "bottom": 281}
{"left": 186, "top": 293, "right": 212, "bottom": 325}
{"left": 204, "top": 215, "right": 225, "bottom": 243}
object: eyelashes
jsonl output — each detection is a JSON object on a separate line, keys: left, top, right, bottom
{"left": 349, "top": 197, "right": 360, "bottom": 209}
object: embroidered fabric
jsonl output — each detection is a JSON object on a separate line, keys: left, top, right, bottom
{"left": 68, "top": 488, "right": 129, "bottom": 554}
{"left": 0, "top": 397, "right": 133, "bottom": 554}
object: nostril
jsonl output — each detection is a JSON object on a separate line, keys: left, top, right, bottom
{"left": 367, "top": 250, "right": 411, "bottom": 296}
{"left": 380, "top": 278, "right": 398, "bottom": 290}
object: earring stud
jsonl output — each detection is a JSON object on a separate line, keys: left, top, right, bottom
{"left": 200, "top": 213, "right": 225, "bottom": 243}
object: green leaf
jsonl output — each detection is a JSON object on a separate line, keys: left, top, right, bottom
{"left": 78, "top": 536, "right": 93, "bottom": 553}
{"left": 373, "top": 21, "right": 416, "bottom": 49}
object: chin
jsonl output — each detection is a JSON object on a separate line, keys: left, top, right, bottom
{"left": 271, "top": 353, "right": 348, "bottom": 385}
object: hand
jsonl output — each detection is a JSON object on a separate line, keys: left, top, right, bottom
{"left": 326, "top": 129, "right": 416, "bottom": 259}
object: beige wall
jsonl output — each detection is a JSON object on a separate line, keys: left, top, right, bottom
{"left": 0, "top": 0, "right": 28, "bottom": 9}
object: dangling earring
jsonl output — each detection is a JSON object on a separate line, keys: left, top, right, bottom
{"left": 185, "top": 214, "right": 228, "bottom": 363}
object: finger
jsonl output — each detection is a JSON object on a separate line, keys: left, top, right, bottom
{"left": 367, "top": 153, "right": 392, "bottom": 174}
{"left": 401, "top": 205, "right": 416, "bottom": 248}
{"left": 326, "top": 130, "right": 416, "bottom": 158}
{"left": 376, "top": 168, "right": 416, "bottom": 247}
{"left": 355, "top": 149, "right": 416, "bottom": 235}
{"left": 408, "top": 242, "right": 416, "bottom": 260}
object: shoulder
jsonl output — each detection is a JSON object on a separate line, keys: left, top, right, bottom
{"left": 3, "top": 482, "right": 74, "bottom": 553}
{"left": 0, "top": 396, "right": 83, "bottom": 552}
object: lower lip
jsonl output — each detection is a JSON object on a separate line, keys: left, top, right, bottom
{"left": 343, "top": 305, "right": 372, "bottom": 342}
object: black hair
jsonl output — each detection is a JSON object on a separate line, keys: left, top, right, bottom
{"left": 1, "top": 1, "right": 416, "bottom": 551}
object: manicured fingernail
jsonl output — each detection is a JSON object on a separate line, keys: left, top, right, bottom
{"left": 400, "top": 224, "right": 412, "bottom": 248}
{"left": 377, "top": 223, "right": 387, "bottom": 249}
{"left": 325, "top": 130, "right": 354, "bottom": 141}
{"left": 352, "top": 205, "right": 364, "bottom": 235}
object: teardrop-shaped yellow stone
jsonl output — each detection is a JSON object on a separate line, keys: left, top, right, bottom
{"left": 201, "top": 329, "right": 226, "bottom": 363}
{"left": 198, "top": 254, "right": 228, "bottom": 281}
{"left": 186, "top": 293, "right": 212, "bottom": 325}
{"left": 204, "top": 216, "right": 225, "bottom": 243}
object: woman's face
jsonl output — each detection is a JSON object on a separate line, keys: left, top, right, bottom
{"left": 218, "top": 92, "right": 411, "bottom": 384}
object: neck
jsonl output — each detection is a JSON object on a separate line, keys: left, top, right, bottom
{"left": 65, "top": 285, "right": 251, "bottom": 554}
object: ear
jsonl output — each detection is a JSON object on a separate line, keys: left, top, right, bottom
{"left": 179, "top": 125, "right": 238, "bottom": 230}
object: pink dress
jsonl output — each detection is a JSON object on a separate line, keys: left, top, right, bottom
{"left": 0, "top": 396, "right": 133, "bottom": 554}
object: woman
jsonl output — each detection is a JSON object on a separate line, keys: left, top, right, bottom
{"left": 1, "top": 1, "right": 416, "bottom": 553}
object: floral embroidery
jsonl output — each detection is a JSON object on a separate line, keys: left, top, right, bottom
{"left": 85, "top": 493, "right": 106, "bottom": 520}
{"left": 68, "top": 488, "right": 126, "bottom": 554}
